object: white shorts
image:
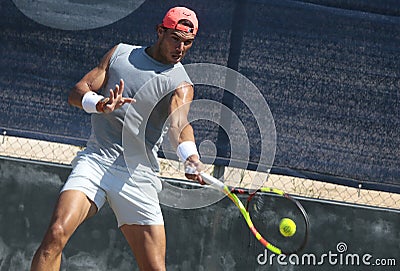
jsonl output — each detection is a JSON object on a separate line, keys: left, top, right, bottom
{"left": 61, "top": 153, "right": 164, "bottom": 227}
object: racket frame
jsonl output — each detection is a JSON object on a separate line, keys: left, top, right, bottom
{"left": 200, "top": 172, "right": 310, "bottom": 255}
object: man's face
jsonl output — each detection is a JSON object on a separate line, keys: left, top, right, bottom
{"left": 157, "top": 27, "right": 195, "bottom": 64}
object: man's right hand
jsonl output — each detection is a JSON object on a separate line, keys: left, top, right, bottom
{"left": 184, "top": 156, "right": 206, "bottom": 185}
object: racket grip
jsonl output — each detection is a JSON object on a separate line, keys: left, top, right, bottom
{"left": 200, "top": 173, "right": 226, "bottom": 191}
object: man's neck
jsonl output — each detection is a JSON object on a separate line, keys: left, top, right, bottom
{"left": 145, "top": 45, "right": 167, "bottom": 64}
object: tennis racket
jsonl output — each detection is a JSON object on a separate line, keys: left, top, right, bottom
{"left": 200, "top": 172, "right": 310, "bottom": 255}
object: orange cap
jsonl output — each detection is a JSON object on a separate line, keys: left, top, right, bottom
{"left": 162, "top": 7, "right": 198, "bottom": 35}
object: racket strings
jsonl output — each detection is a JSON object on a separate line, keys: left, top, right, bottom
{"left": 201, "top": 173, "right": 309, "bottom": 255}
{"left": 242, "top": 192, "right": 310, "bottom": 255}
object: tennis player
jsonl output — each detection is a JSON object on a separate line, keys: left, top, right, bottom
{"left": 30, "top": 6, "right": 203, "bottom": 271}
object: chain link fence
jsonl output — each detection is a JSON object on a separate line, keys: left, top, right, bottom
{"left": 0, "top": 133, "right": 398, "bottom": 210}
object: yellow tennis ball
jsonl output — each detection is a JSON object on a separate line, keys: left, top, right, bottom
{"left": 279, "top": 218, "right": 296, "bottom": 237}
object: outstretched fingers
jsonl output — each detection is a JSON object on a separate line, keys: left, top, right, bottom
{"left": 101, "top": 79, "right": 135, "bottom": 113}
{"left": 117, "top": 78, "right": 124, "bottom": 95}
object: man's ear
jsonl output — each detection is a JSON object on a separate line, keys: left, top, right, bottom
{"left": 156, "top": 24, "right": 165, "bottom": 37}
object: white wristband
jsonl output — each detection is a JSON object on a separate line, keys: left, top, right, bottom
{"left": 177, "top": 141, "right": 199, "bottom": 161}
{"left": 81, "top": 91, "right": 104, "bottom": 113}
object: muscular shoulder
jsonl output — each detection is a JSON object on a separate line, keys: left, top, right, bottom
{"left": 115, "top": 43, "right": 143, "bottom": 54}
{"left": 172, "top": 82, "right": 194, "bottom": 103}
{"left": 108, "top": 43, "right": 143, "bottom": 65}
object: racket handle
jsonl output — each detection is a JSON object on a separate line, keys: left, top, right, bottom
{"left": 200, "top": 172, "right": 226, "bottom": 191}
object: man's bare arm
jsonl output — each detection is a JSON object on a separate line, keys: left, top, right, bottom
{"left": 68, "top": 45, "right": 134, "bottom": 113}
{"left": 168, "top": 82, "right": 204, "bottom": 183}
{"left": 168, "top": 82, "right": 196, "bottom": 149}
